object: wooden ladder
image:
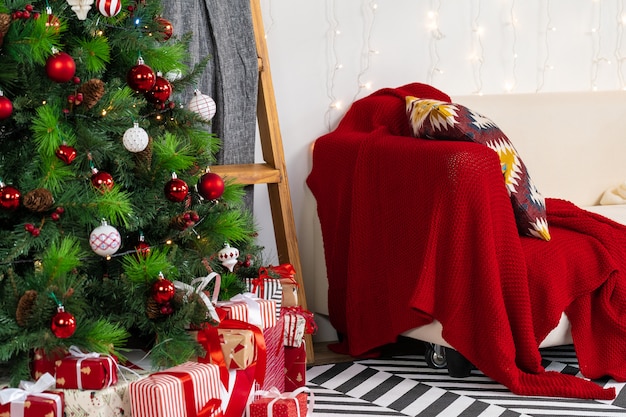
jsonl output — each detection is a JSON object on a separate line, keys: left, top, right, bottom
{"left": 211, "top": 0, "right": 314, "bottom": 363}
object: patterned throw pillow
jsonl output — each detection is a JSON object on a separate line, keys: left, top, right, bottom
{"left": 405, "top": 96, "right": 550, "bottom": 241}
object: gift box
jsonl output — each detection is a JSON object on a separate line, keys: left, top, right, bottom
{"left": 258, "top": 317, "right": 285, "bottom": 392}
{"left": 61, "top": 377, "right": 131, "bottom": 417}
{"left": 192, "top": 327, "right": 257, "bottom": 370}
{"left": 216, "top": 294, "right": 277, "bottom": 330}
{"left": 0, "top": 373, "right": 64, "bottom": 417}
{"left": 282, "top": 312, "right": 306, "bottom": 348}
{"left": 30, "top": 347, "right": 66, "bottom": 380}
{"left": 247, "top": 387, "right": 311, "bottom": 417}
{"left": 284, "top": 345, "right": 306, "bottom": 392}
{"left": 55, "top": 348, "right": 118, "bottom": 390}
{"left": 244, "top": 273, "right": 283, "bottom": 320}
{"left": 130, "top": 361, "right": 222, "bottom": 417}
{"left": 280, "top": 281, "right": 299, "bottom": 308}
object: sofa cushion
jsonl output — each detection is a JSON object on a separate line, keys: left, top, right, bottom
{"left": 405, "top": 96, "right": 550, "bottom": 241}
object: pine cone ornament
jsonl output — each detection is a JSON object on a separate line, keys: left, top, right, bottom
{"left": 16, "top": 290, "right": 38, "bottom": 327}
{"left": 134, "top": 135, "right": 153, "bottom": 166}
{"left": 22, "top": 188, "right": 54, "bottom": 212}
{"left": 146, "top": 297, "right": 161, "bottom": 319}
{"left": 77, "top": 78, "right": 105, "bottom": 109}
{"left": 0, "top": 14, "right": 10, "bottom": 47}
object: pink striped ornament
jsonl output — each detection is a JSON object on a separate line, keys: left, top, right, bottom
{"left": 96, "top": 0, "right": 121, "bottom": 17}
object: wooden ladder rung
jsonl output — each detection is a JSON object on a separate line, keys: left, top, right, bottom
{"left": 211, "top": 163, "right": 281, "bottom": 185}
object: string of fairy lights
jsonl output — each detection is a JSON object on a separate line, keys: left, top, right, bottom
{"left": 261, "top": 0, "right": 626, "bottom": 130}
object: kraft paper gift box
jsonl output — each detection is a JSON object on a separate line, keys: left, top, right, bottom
{"left": 54, "top": 347, "right": 118, "bottom": 390}
{"left": 191, "top": 327, "right": 257, "bottom": 370}
{"left": 0, "top": 373, "right": 64, "bottom": 417}
{"left": 246, "top": 387, "right": 312, "bottom": 417}
{"left": 129, "top": 361, "right": 222, "bottom": 417}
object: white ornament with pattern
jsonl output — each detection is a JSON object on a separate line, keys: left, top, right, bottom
{"left": 187, "top": 89, "right": 216, "bottom": 122}
{"left": 122, "top": 122, "right": 149, "bottom": 152}
{"left": 218, "top": 243, "right": 239, "bottom": 272}
{"left": 90, "top": 220, "right": 121, "bottom": 257}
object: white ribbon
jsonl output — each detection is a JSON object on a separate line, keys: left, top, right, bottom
{"left": 174, "top": 272, "right": 221, "bottom": 322}
{"left": 0, "top": 373, "right": 62, "bottom": 417}
{"left": 246, "top": 386, "right": 314, "bottom": 417}
{"left": 228, "top": 292, "right": 263, "bottom": 327}
{"left": 67, "top": 345, "right": 116, "bottom": 390}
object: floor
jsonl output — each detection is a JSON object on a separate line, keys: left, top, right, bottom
{"left": 312, "top": 337, "right": 427, "bottom": 366}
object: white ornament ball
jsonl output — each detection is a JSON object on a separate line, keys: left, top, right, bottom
{"left": 123, "top": 122, "right": 149, "bottom": 153}
{"left": 218, "top": 243, "right": 239, "bottom": 272}
{"left": 89, "top": 220, "right": 121, "bottom": 257}
{"left": 96, "top": 0, "right": 121, "bottom": 17}
{"left": 187, "top": 89, "right": 216, "bottom": 122}
{"left": 165, "top": 69, "right": 183, "bottom": 82}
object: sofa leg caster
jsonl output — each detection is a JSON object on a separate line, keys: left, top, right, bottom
{"left": 445, "top": 347, "right": 473, "bottom": 378}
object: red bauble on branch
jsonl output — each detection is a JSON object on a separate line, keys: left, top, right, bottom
{"left": 0, "top": 181, "right": 21, "bottom": 211}
{"left": 46, "top": 51, "right": 77, "bottom": 83}
{"left": 164, "top": 172, "right": 189, "bottom": 202}
{"left": 155, "top": 16, "right": 173, "bottom": 41}
{"left": 197, "top": 171, "right": 224, "bottom": 200}
{"left": 55, "top": 143, "right": 77, "bottom": 164}
{"left": 127, "top": 57, "right": 156, "bottom": 93}
{"left": 51, "top": 305, "right": 77, "bottom": 338}
{"left": 0, "top": 92, "right": 13, "bottom": 120}
{"left": 145, "top": 74, "right": 172, "bottom": 104}
{"left": 91, "top": 168, "right": 114, "bottom": 191}
{"left": 151, "top": 272, "right": 175, "bottom": 304}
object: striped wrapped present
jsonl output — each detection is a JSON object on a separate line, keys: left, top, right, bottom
{"left": 129, "top": 362, "right": 222, "bottom": 417}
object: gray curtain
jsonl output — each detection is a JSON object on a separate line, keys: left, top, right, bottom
{"left": 162, "top": 0, "right": 258, "bottom": 206}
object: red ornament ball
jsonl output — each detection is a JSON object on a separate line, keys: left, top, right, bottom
{"left": 155, "top": 17, "right": 173, "bottom": 41}
{"left": 45, "top": 14, "right": 61, "bottom": 33}
{"left": 91, "top": 169, "right": 114, "bottom": 191}
{"left": 0, "top": 96, "right": 13, "bottom": 120}
{"left": 51, "top": 308, "right": 77, "bottom": 338}
{"left": 164, "top": 177, "right": 189, "bottom": 202}
{"left": 46, "top": 52, "right": 77, "bottom": 83}
{"left": 55, "top": 144, "right": 77, "bottom": 164}
{"left": 197, "top": 172, "right": 224, "bottom": 200}
{"left": 145, "top": 76, "right": 172, "bottom": 104}
{"left": 127, "top": 62, "right": 156, "bottom": 93}
{"left": 0, "top": 185, "right": 21, "bottom": 210}
{"left": 152, "top": 277, "right": 175, "bottom": 304}
{"left": 135, "top": 241, "right": 150, "bottom": 256}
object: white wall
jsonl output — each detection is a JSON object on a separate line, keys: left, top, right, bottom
{"left": 252, "top": 0, "right": 626, "bottom": 339}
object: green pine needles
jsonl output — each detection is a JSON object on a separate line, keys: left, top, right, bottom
{"left": 0, "top": 0, "right": 263, "bottom": 380}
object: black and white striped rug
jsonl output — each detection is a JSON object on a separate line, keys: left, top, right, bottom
{"left": 306, "top": 345, "right": 626, "bottom": 416}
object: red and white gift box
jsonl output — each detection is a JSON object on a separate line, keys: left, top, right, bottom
{"left": 0, "top": 373, "right": 64, "bottom": 417}
{"left": 246, "top": 387, "right": 312, "bottom": 417}
{"left": 216, "top": 293, "right": 277, "bottom": 330}
{"left": 54, "top": 346, "right": 118, "bottom": 390}
{"left": 129, "top": 361, "right": 222, "bottom": 417}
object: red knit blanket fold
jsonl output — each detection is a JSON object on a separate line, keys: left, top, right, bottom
{"left": 307, "top": 83, "right": 626, "bottom": 399}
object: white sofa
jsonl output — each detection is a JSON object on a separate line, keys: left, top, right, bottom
{"left": 306, "top": 90, "right": 626, "bottom": 344}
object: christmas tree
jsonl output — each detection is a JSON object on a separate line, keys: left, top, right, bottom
{"left": 0, "top": 0, "right": 264, "bottom": 385}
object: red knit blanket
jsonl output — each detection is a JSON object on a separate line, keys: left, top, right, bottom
{"left": 307, "top": 83, "right": 626, "bottom": 399}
